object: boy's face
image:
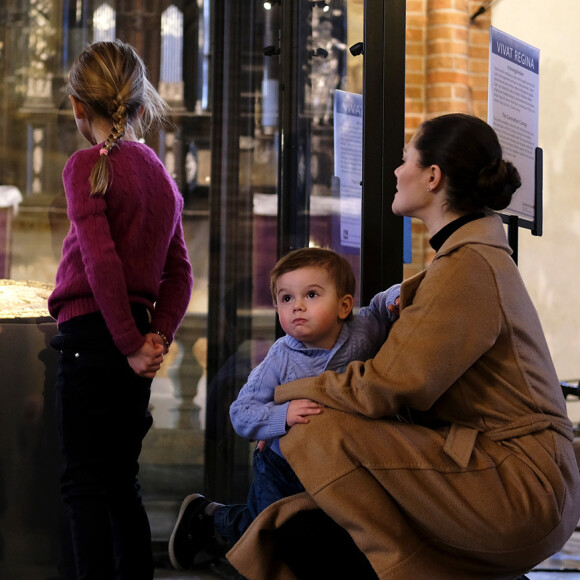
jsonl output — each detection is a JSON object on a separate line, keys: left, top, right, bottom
{"left": 274, "top": 266, "right": 353, "bottom": 350}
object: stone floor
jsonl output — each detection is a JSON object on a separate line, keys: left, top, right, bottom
{"left": 152, "top": 564, "right": 580, "bottom": 580}
{"left": 152, "top": 529, "right": 580, "bottom": 579}
{"left": 1, "top": 527, "right": 578, "bottom": 579}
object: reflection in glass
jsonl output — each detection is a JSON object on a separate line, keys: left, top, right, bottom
{"left": 160, "top": 5, "right": 184, "bottom": 105}
{"left": 310, "top": 15, "right": 347, "bottom": 126}
{"left": 0, "top": 1, "right": 368, "bottom": 575}
{"left": 93, "top": 3, "right": 116, "bottom": 42}
{"left": 198, "top": 0, "right": 211, "bottom": 112}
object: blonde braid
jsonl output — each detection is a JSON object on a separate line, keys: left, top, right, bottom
{"left": 68, "top": 40, "right": 172, "bottom": 197}
{"left": 110, "top": 98, "right": 128, "bottom": 143}
{"left": 89, "top": 100, "right": 128, "bottom": 197}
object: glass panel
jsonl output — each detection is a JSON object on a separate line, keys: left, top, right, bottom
{"left": 0, "top": 0, "right": 368, "bottom": 576}
{"left": 0, "top": 0, "right": 213, "bottom": 574}
{"left": 93, "top": 3, "right": 116, "bottom": 42}
{"left": 267, "top": 0, "right": 365, "bottom": 305}
{"left": 203, "top": 0, "right": 274, "bottom": 503}
{"left": 160, "top": 5, "right": 184, "bottom": 103}
{"left": 303, "top": 0, "right": 362, "bottom": 304}
{"left": 308, "top": 0, "right": 365, "bottom": 305}
{"left": 1, "top": 2, "right": 76, "bottom": 575}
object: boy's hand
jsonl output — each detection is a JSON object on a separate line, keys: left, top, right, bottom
{"left": 387, "top": 296, "right": 400, "bottom": 320}
{"left": 286, "top": 398, "right": 324, "bottom": 428}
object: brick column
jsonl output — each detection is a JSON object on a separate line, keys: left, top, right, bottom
{"left": 405, "top": 0, "right": 428, "bottom": 141}
{"left": 426, "top": 0, "right": 471, "bottom": 115}
{"left": 468, "top": 0, "right": 492, "bottom": 120}
{"left": 403, "top": 1, "right": 493, "bottom": 278}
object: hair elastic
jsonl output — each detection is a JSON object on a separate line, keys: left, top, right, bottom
{"left": 99, "top": 147, "right": 109, "bottom": 156}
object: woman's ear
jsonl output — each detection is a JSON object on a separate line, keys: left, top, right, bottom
{"left": 427, "top": 164, "right": 443, "bottom": 192}
{"left": 69, "top": 95, "right": 86, "bottom": 119}
{"left": 338, "top": 294, "right": 354, "bottom": 320}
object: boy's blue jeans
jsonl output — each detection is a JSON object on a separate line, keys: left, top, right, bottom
{"left": 214, "top": 445, "right": 304, "bottom": 546}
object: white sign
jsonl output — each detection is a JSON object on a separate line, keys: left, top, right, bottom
{"left": 334, "top": 90, "right": 363, "bottom": 249}
{"left": 488, "top": 27, "right": 540, "bottom": 222}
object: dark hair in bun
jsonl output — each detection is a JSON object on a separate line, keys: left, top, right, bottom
{"left": 414, "top": 113, "right": 522, "bottom": 212}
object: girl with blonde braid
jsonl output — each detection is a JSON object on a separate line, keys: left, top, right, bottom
{"left": 48, "top": 40, "right": 193, "bottom": 579}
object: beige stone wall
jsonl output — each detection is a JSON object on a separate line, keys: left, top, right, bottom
{"left": 402, "top": 0, "right": 579, "bottom": 382}
{"left": 492, "top": 0, "right": 580, "bottom": 381}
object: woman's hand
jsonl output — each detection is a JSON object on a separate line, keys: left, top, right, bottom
{"left": 127, "top": 337, "right": 164, "bottom": 378}
{"left": 286, "top": 398, "right": 324, "bottom": 428}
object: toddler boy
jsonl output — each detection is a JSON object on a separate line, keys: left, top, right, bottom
{"left": 169, "top": 247, "right": 400, "bottom": 570}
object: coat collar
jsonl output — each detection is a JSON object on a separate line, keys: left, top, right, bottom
{"left": 434, "top": 212, "right": 512, "bottom": 260}
{"left": 400, "top": 212, "right": 512, "bottom": 308}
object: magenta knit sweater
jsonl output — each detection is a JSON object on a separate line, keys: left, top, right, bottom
{"left": 48, "top": 140, "right": 193, "bottom": 355}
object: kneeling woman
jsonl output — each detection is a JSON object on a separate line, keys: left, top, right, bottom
{"left": 227, "top": 114, "right": 580, "bottom": 580}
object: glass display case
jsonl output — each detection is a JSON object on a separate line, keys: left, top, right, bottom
{"left": 0, "top": 0, "right": 404, "bottom": 575}
{"left": 0, "top": 280, "right": 61, "bottom": 577}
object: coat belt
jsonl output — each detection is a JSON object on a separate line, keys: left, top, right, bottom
{"left": 483, "top": 413, "right": 573, "bottom": 443}
{"left": 443, "top": 414, "right": 573, "bottom": 468}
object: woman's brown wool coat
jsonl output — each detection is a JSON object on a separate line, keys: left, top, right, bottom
{"left": 228, "top": 213, "right": 580, "bottom": 580}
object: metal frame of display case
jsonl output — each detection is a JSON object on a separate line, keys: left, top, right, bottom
{"left": 204, "top": 0, "right": 406, "bottom": 501}
{"left": 360, "top": 0, "right": 406, "bottom": 304}
{"left": 276, "top": 0, "right": 406, "bottom": 305}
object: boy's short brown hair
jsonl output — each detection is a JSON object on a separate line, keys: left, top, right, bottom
{"left": 269, "top": 247, "right": 356, "bottom": 305}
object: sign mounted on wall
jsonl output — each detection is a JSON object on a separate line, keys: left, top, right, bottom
{"left": 488, "top": 26, "right": 541, "bottom": 235}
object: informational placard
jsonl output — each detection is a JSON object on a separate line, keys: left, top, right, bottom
{"left": 333, "top": 89, "right": 412, "bottom": 261}
{"left": 488, "top": 27, "right": 540, "bottom": 223}
{"left": 333, "top": 89, "right": 363, "bottom": 249}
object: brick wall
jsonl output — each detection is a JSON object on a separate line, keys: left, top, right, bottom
{"left": 403, "top": 0, "right": 492, "bottom": 278}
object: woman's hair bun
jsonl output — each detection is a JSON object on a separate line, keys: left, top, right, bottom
{"left": 474, "top": 158, "right": 522, "bottom": 211}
